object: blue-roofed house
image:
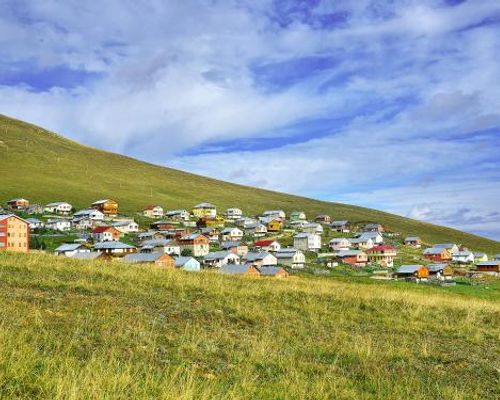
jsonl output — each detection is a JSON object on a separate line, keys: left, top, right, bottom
{"left": 54, "top": 243, "right": 90, "bottom": 257}
{"left": 174, "top": 257, "right": 201, "bottom": 271}
{"left": 203, "top": 251, "right": 240, "bottom": 268}
{"left": 258, "top": 266, "right": 289, "bottom": 278}
{"left": 220, "top": 263, "right": 260, "bottom": 277}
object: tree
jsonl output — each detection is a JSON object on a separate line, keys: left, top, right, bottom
{"left": 181, "top": 248, "right": 192, "bottom": 257}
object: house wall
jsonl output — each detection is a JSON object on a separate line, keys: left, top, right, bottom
{"left": 0, "top": 217, "right": 29, "bottom": 253}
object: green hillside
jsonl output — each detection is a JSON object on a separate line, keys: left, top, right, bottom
{"left": 0, "top": 114, "right": 499, "bottom": 253}
{"left": 1, "top": 252, "right": 499, "bottom": 399}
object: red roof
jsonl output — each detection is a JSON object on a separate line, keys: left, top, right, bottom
{"left": 92, "top": 226, "right": 113, "bottom": 234}
{"left": 367, "top": 245, "right": 396, "bottom": 252}
{"left": 254, "top": 239, "right": 276, "bottom": 247}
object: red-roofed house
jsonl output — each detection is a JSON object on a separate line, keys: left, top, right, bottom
{"left": 254, "top": 239, "right": 281, "bottom": 252}
{"left": 92, "top": 226, "right": 121, "bottom": 242}
{"left": 366, "top": 245, "right": 397, "bottom": 268}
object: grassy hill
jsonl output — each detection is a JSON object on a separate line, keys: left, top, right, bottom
{"left": 0, "top": 114, "right": 499, "bottom": 253}
{"left": 0, "top": 252, "right": 499, "bottom": 399}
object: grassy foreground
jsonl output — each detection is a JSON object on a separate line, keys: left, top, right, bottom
{"left": 0, "top": 252, "right": 499, "bottom": 399}
{"left": 1, "top": 114, "right": 499, "bottom": 253}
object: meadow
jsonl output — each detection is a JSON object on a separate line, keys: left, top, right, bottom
{"left": 1, "top": 114, "right": 499, "bottom": 254}
{"left": 0, "top": 252, "right": 499, "bottom": 399}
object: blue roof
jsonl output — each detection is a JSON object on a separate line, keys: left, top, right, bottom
{"left": 220, "top": 264, "right": 256, "bottom": 274}
{"left": 94, "top": 241, "right": 136, "bottom": 250}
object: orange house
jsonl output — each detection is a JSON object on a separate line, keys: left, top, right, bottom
{"left": 91, "top": 199, "right": 118, "bottom": 216}
{"left": 267, "top": 219, "right": 283, "bottom": 232}
{"left": 0, "top": 214, "right": 30, "bottom": 253}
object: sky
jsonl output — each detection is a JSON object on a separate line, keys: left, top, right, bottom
{"left": 1, "top": 0, "right": 499, "bottom": 240}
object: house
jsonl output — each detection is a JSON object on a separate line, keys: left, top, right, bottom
{"left": 395, "top": 265, "right": 429, "bottom": 279}
{"left": 290, "top": 211, "right": 306, "bottom": 221}
{"left": 54, "top": 243, "right": 90, "bottom": 257}
{"left": 150, "top": 221, "right": 175, "bottom": 231}
{"left": 329, "top": 238, "right": 351, "bottom": 251}
{"left": 452, "top": 251, "right": 475, "bottom": 264}
{"left": 423, "top": 247, "right": 451, "bottom": 262}
{"left": 236, "top": 217, "right": 259, "bottom": 229}
{"left": 245, "top": 223, "right": 267, "bottom": 237}
{"left": 91, "top": 199, "right": 118, "bottom": 216}
{"left": 335, "top": 250, "right": 368, "bottom": 267}
{"left": 165, "top": 209, "right": 190, "bottom": 221}
{"left": 197, "top": 215, "right": 225, "bottom": 228}
{"left": 220, "top": 263, "right": 261, "bottom": 277}
{"left": 111, "top": 220, "right": 139, "bottom": 234}
{"left": 302, "top": 223, "right": 324, "bottom": 235}
{"left": 0, "top": 214, "right": 30, "bottom": 253}
{"left": 140, "top": 239, "right": 180, "bottom": 255}
{"left": 404, "top": 236, "right": 422, "bottom": 248}
{"left": 137, "top": 231, "right": 165, "bottom": 241}
{"left": 267, "top": 219, "right": 283, "bottom": 232}
{"left": 294, "top": 233, "right": 321, "bottom": 252}
{"left": 46, "top": 219, "right": 72, "bottom": 232}
{"left": 242, "top": 251, "right": 277, "bottom": 267}
{"left": 275, "top": 248, "right": 305, "bottom": 269}
{"left": 220, "top": 241, "right": 248, "bottom": 257}
{"left": 356, "top": 232, "right": 383, "bottom": 244}
{"left": 204, "top": 251, "right": 240, "bottom": 268}
{"left": 122, "top": 252, "right": 175, "bottom": 269}
{"left": 44, "top": 202, "right": 72, "bottom": 215}
{"left": 262, "top": 210, "right": 286, "bottom": 219}
{"left": 92, "top": 226, "right": 121, "bottom": 242}
{"left": 315, "top": 215, "right": 331, "bottom": 224}
{"left": 475, "top": 261, "right": 500, "bottom": 274}
{"left": 73, "top": 209, "right": 105, "bottom": 221}
{"left": 289, "top": 220, "right": 309, "bottom": 229}
{"left": 362, "top": 223, "right": 384, "bottom": 233}
{"left": 225, "top": 208, "right": 243, "bottom": 219}
{"left": 348, "top": 237, "right": 374, "bottom": 250}
{"left": 6, "top": 198, "right": 29, "bottom": 210}
{"left": 143, "top": 205, "right": 164, "bottom": 218}
{"left": 25, "top": 204, "right": 44, "bottom": 214}
{"left": 433, "top": 243, "right": 459, "bottom": 255}
{"left": 220, "top": 227, "right": 244, "bottom": 241}
{"left": 258, "top": 266, "right": 289, "bottom": 278}
{"left": 330, "top": 220, "right": 351, "bottom": 233}
{"left": 177, "top": 233, "right": 210, "bottom": 257}
{"left": 93, "top": 241, "right": 136, "bottom": 256}
{"left": 174, "top": 256, "right": 201, "bottom": 271}
{"left": 26, "top": 218, "right": 44, "bottom": 230}
{"left": 427, "top": 264, "right": 454, "bottom": 279}
{"left": 200, "top": 227, "right": 220, "bottom": 242}
{"left": 70, "top": 252, "right": 104, "bottom": 260}
{"left": 254, "top": 239, "right": 281, "bottom": 252}
{"left": 366, "top": 245, "right": 397, "bottom": 268}
{"left": 473, "top": 252, "right": 488, "bottom": 262}
{"left": 192, "top": 202, "right": 217, "bottom": 218}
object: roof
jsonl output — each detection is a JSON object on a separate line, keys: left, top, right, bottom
{"left": 46, "top": 201, "right": 71, "bottom": 207}
{"left": 397, "top": 265, "right": 424, "bottom": 273}
{"left": 423, "top": 247, "right": 445, "bottom": 255}
{"left": 143, "top": 205, "right": 162, "bottom": 210}
{"left": 220, "top": 264, "right": 256, "bottom": 274}
{"left": 367, "top": 245, "right": 396, "bottom": 252}
{"left": 7, "top": 198, "right": 28, "bottom": 202}
{"left": 0, "top": 214, "right": 29, "bottom": 224}
{"left": 259, "top": 266, "right": 286, "bottom": 276}
{"left": 427, "top": 264, "right": 448, "bottom": 272}
{"left": 179, "top": 233, "right": 204, "bottom": 241}
{"left": 91, "top": 199, "right": 115, "bottom": 205}
{"left": 476, "top": 261, "right": 500, "bottom": 266}
{"left": 193, "top": 202, "right": 216, "bottom": 209}
{"left": 336, "top": 250, "right": 362, "bottom": 257}
{"left": 74, "top": 208, "right": 103, "bottom": 216}
{"left": 330, "top": 220, "right": 349, "bottom": 226}
{"left": 453, "top": 251, "right": 473, "bottom": 257}
{"left": 92, "top": 226, "right": 115, "bottom": 234}
{"left": 174, "top": 256, "right": 200, "bottom": 267}
{"left": 71, "top": 252, "right": 102, "bottom": 260}
{"left": 254, "top": 239, "right": 277, "bottom": 247}
{"left": 220, "top": 227, "right": 242, "bottom": 234}
{"left": 122, "top": 252, "right": 164, "bottom": 263}
{"left": 94, "top": 241, "right": 136, "bottom": 250}
{"left": 433, "top": 243, "right": 456, "bottom": 249}
{"left": 165, "top": 209, "right": 189, "bottom": 215}
{"left": 275, "top": 248, "right": 301, "bottom": 258}
{"left": 141, "top": 239, "right": 177, "bottom": 247}
{"left": 55, "top": 243, "right": 85, "bottom": 252}
{"left": 221, "top": 241, "right": 243, "bottom": 249}
{"left": 204, "top": 251, "right": 238, "bottom": 261}
{"left": 111, "top": 221, "right": 136, "bottom": 228}
{"left": 243, "top": 251, "right": 273, "bottom": 261}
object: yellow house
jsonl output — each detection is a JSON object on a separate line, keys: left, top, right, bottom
{"left": 192, "top": 202, "right": 217, "bottom": 218}
{"left": 267, "top": 219, "right": 283, "bottom": 232}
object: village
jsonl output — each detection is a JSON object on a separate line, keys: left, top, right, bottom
{"left": 1, "top": 197, "right": 499, "bottom": 282}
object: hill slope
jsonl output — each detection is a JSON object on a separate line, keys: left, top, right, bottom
{"left": 0, "top": 252, "right": 499, "bottom": 399}
{"left": 0, "top": 114, "right": 499, "bottom": 253}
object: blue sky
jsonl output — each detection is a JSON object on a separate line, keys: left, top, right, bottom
{"left": 1, "top": 0, "right": 499, "bottom": 240}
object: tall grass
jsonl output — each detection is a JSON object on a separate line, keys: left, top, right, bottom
{"left": 0, "top": 252, "right": 498, "bottom": 399}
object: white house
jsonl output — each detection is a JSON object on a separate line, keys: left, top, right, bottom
{"left": 225, "top": 208, "right": 243, "bottom": 219}
{"left": 434, "top": 243, "right": 460, "bottom": 255}
{"left": 262, "top": 210, "right": 286, "bottom": 219}
{"left": 165, "top": 209, "right": 190, "bottom": 221}
{"left": 245, "top": 222, "right": 267, "bottom": 237}
{"left": 452, "top": 251, "right": 475, "bottom": 264}
{"left": 143, "top": 205, "right": 164, "bottom": 218}
{"left": 204, "top": 251, "right": 240, "bottom": 268}
{"left": 141, "top": 239, "right": 180, "bottom": 255}
{"left": 26, "top": 218, "right": 44, "bottom": 230}
{"left": 73, "top": 209, "right": 105, "bottom": 221}
{"left": 356, "top": 232, "right": 383, "bottom": 244}
{"left": 44, "top": 202, "right": 73, "bottom": 215}
{"left": 236, "top": 217, "right": 259, "bottom": 228}
{"left": 348, "top": 237, "right": 374, "bottom": 250}
{"left": 111, "top": 220, "right": 139, "bottom": 234}
{"left": 302, "top": 222, "right": 324, "bottom": 235}
{"left": 329, "top": 237, "right": 351, "bottom": 251}
{"left": 54, "top": 243, "right": 90, "bottom": 257}
{"left": 294, "top": 233, "right": 321, "bottom": 252}
{"left": 275, "top": 248, "right": 305, "bottom": 268}
{"left": 242, "top": 251, "right": 277, "bottom": 266}
{"left": 46, "top": 219, "right": 72, "bottom": 232}
{"left": 289, "top": 220, "right": 308, "bottom": 229}
{"left": 72, "top": 217, "right": 94, "bottom": 230}
{"left": 254, "top": 239, "right": 281, "bottom": 252}
{"left": 220, "top": 227, "right": 244, "bottom": 241}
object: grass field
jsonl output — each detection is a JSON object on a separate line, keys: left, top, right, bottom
{"left": 1, "top": 114, "right": 499, "bottom": 254}
{"left": 0, "top": 252, "right": 499, "bottom": 399}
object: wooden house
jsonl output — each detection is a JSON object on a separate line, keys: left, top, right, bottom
{"left": 6, "top": 198, "right": 29, "bottom": 210}
{"left": 475, "top": 261, "right": 500, "bottom": 274}
{"left": 92, "top": 226, "right": 121, "bottom": 242}
{"left": 93, "top": 241, "right": 136, "bottom": 257}
{"left": 335, "top": 250, "right": 368, "bottom": 267}
{"left": 423, "top": 247, "right": 451, "bottom": 262}
{"left": 197, "top": 215, "right": 225, "bottom": 228}
{"left": 315, "top": 215, "right": 331, "bottom": 224}
{"left": 91, "top": 199, "right": 118, "bottom": 216}
{"left": 258, "top": 266, "right": 289, "bottom": 278}
{"left": 427, "top": 264, "right": 454, "bottom": 278}
{"left": 220, "top": 263, "right": 261, "bottom": 277}
{"left": 266, "top": 219, "right": 283, "bottom": 232}
{"left": 396, "top": 265, "right": 429, "bottom": 279}
{"left": 220, "top": 241, "right": 249, "bottom": 257}
{"left": 0, "top": 214, "right": 30, "bottom": 253}
{"left": 143, "top": 205, "right": 164, "bottom": 218}
{"left": 150, "top": 221, "right": 175, "bottom": 231}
